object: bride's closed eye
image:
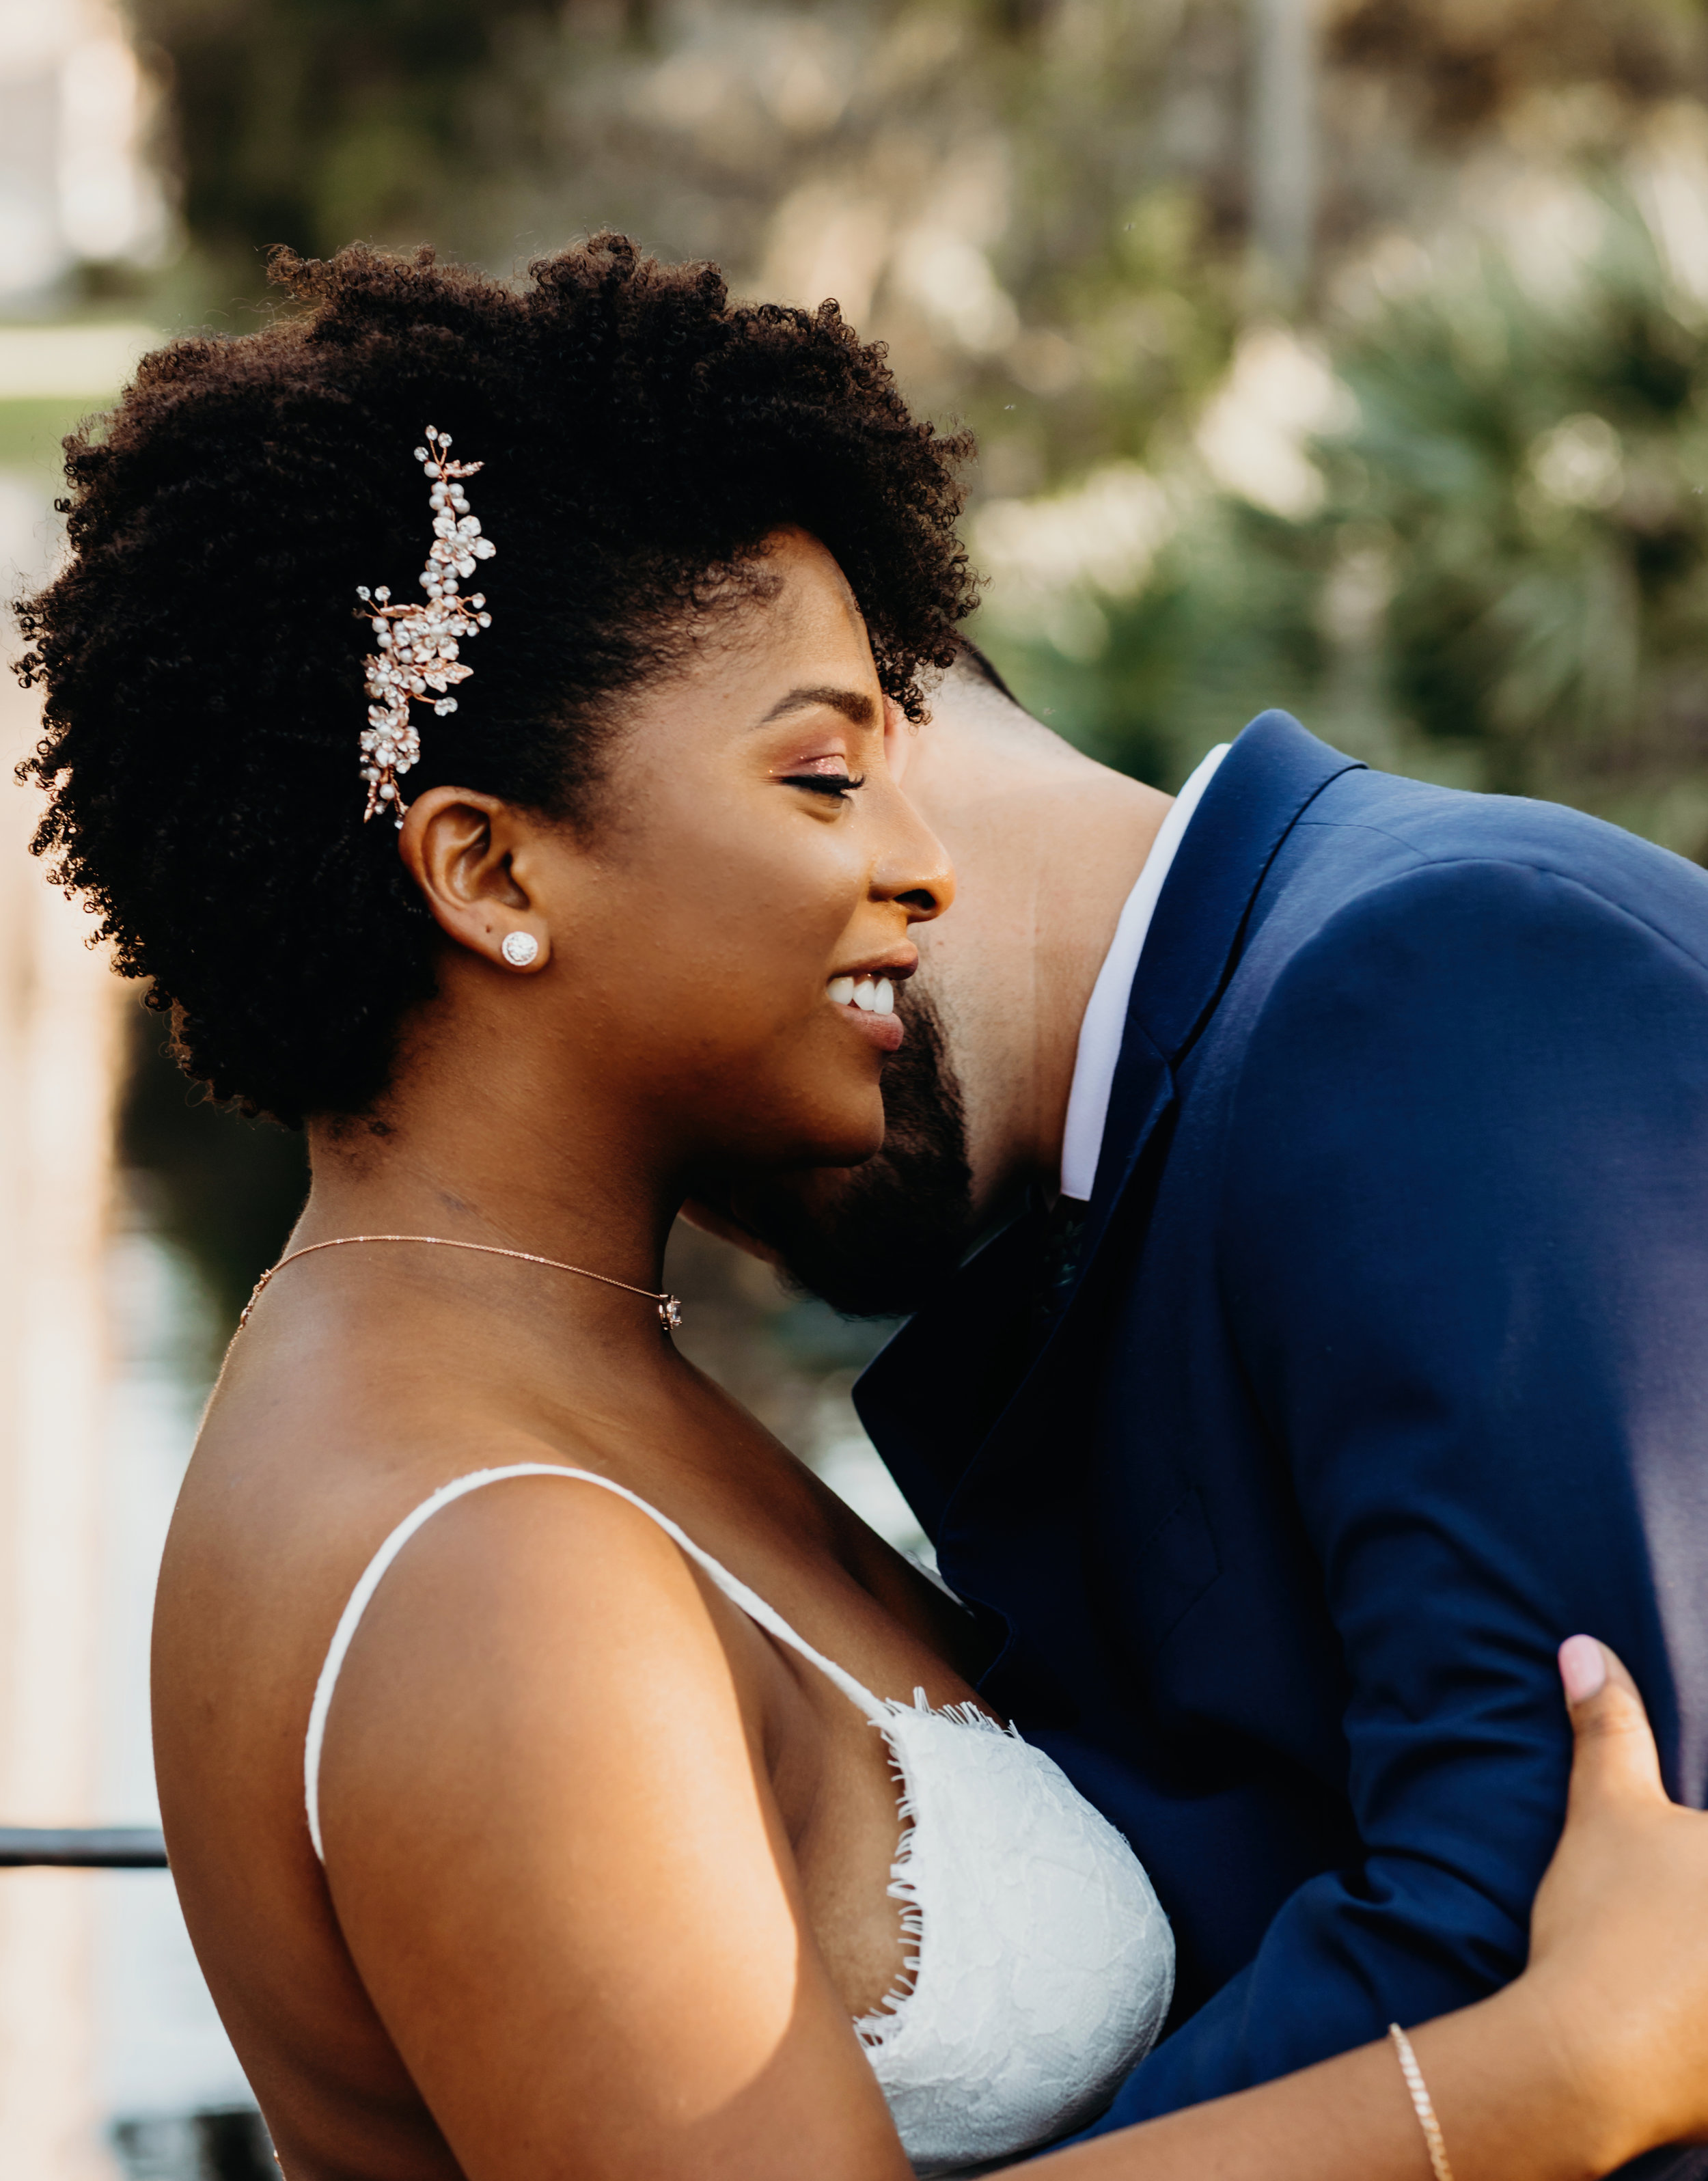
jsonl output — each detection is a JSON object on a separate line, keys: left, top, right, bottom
{"left": 781, "top": 771, "right": 866, "bottom": 799}
{"left": 775, "top": 753, "right": 868, "bottom": 801}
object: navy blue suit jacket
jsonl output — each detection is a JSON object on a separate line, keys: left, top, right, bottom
{"left": 855, "top": 713, "right": 1708, "bottom": 2173}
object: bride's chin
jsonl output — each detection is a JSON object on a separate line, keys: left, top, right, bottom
{"left": 768, "top": 1123, "right": 886, "bottom": 1172}
{"left": 715, "top": 1092, "right": 887, "bottom": 1175}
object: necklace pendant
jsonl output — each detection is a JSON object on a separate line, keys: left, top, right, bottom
{"left": 659, "top": 1295, "right": 683, "bottom": 1333}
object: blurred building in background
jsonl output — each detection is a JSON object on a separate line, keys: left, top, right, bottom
{"left": 0, "top": 10, "right": 243, "bottom": 2178}
{"left": 0, "top": 0, "right": 167, "bottom": 309}
{"left": 5, "top": 0, "right": 1708, "bottom": 2173}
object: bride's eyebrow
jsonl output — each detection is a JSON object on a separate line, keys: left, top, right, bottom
{"left": 754, "top": 685, "right": 876, "bottom": 730}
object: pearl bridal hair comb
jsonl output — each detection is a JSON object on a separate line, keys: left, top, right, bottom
{"left": 355, "top": 426, "right": 497, "bottom": 827}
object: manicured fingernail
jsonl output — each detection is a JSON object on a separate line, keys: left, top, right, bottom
{"left": 1559, "top": 1634, "right": 1607, "bottom": 1704}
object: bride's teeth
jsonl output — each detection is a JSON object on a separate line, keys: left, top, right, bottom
{"left": 853, "top": 977, "right": 877, "bottom": 1011}
{"left": 874, "top": 978, "right": 895, "bottom": 1015}
{"left": 828, "top": 976, "right": 855, "bottom": 1006}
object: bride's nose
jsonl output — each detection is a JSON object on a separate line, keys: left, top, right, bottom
{"left": 872, "top": 787, "right": 955, "bottom": 924}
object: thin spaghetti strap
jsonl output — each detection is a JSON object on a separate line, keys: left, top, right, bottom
{"left": 303, "top": 1462, "right": 890, "bottom": 1864}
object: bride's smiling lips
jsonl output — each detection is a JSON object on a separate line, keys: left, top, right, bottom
{"left": 826, "top": 952, "right": 915, "bottom": 1053}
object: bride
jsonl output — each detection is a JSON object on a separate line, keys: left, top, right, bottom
{"left": 16, "top": 236, "right": 1708, "bottom": 2181}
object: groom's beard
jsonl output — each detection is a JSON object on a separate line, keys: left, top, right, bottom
{"left": 725, "top": 985, "right": 976, "bottom": 1317}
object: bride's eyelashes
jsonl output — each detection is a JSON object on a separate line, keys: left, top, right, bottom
{"left": 769, "top": 734, "right": 874, "bottom": 802}
{"left": 779, "top": 769, "right": 867, "bottom": 801}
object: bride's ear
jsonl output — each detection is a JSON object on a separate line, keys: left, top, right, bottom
{"left": 396, "top": 785, "right": 553, "bottom": 974}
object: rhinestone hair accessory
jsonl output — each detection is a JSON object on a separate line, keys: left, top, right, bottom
{"left": 355, "top": 426, "right": 497, "bottom": 827}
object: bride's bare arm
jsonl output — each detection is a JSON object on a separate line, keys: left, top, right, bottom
{"left": 312, "top": 1474, "right": 912, "bottom": 2181}
{"left": 1030, "top": 1639, "right": 1705, "bottom": 2181}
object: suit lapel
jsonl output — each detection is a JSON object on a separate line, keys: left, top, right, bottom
{"left": 853, "top": 1204, "right": 1046, "bottom": 1538}
{"left": 1072, "top": 711, "right": 1364, "bottom": 1278}
{"left": 857, "top": 711, "right": 1364, "bottom": 1546}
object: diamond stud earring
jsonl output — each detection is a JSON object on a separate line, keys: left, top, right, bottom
{"left": 500, "top": 931, "right": 540, "bottom": 968}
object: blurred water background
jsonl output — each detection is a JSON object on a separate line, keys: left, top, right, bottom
{"left": 5, "top": 0, "right": 1708, "bottom": 2171}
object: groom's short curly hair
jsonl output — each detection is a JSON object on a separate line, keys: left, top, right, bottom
{"left": 12, "top": 235, "right": 976, "bottom": 1125}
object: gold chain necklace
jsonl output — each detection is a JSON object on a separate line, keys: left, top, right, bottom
{"left": 238, "top": 1234, "right": 683, "bottom": 1332}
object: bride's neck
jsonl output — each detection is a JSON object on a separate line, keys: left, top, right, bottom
{"left": 298, "top": 1021, "right": 679, "bottom": 1303}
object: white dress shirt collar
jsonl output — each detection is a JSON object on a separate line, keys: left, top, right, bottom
{"left": 1058, "top": 743, "right": 1230, "bottom": 1202}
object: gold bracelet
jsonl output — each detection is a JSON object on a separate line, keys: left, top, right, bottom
{"left": 1389, "top": 2024, "right": 1456, "bottom": 2181}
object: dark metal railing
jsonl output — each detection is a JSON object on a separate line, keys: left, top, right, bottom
{"left": 0, "top": 1826, "right": 167, "bottom": 1868}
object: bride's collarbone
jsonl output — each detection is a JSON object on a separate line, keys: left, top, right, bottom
{"left": 529, "top": 1395, "right": 980, "bottom": 1694}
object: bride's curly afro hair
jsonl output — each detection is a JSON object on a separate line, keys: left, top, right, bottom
{"left": 12, "top": 236, "right": 976, "bottom": 1125}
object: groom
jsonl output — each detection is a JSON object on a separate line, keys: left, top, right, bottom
{"left": 705, "top": 647, "right": 1708, "bottom": 2172}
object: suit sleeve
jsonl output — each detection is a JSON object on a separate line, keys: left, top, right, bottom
{"left": 1084, "top": 854, "right": 1708, "bottom": 2160}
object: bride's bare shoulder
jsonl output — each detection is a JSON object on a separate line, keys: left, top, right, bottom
{"left": 152, "top": 1403, "right": 756, "bottom": 1917}
{"left": 152, "top": 1316, "right": 719, "bottom": 1774}
{"left": 161, "top": 1403, "right": 694, "bottom": 1673}
{"left": 167, "top": 1287, "right": 596, "bottom": 1583}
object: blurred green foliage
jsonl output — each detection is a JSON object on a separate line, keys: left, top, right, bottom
{"left": 1332, "top": 193, "right": 1708, "bottom": 842}
{"left": 124, "top": 0, "right": 1708, "bottom": 850}
{"left": 98, "top": 0, "right": 1708, "bottom": 1332}
{"left": 1001, "top": 179, "right": 1708, "bottom": 855}
{"left": 120, "top": 1003, "right": 308, "bottom": 1339}
{"left": 0, "top": 399, "right": 106, "bottom": 480}
{"left": 130, "top": 0, "right": 568, "bottom": 283}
